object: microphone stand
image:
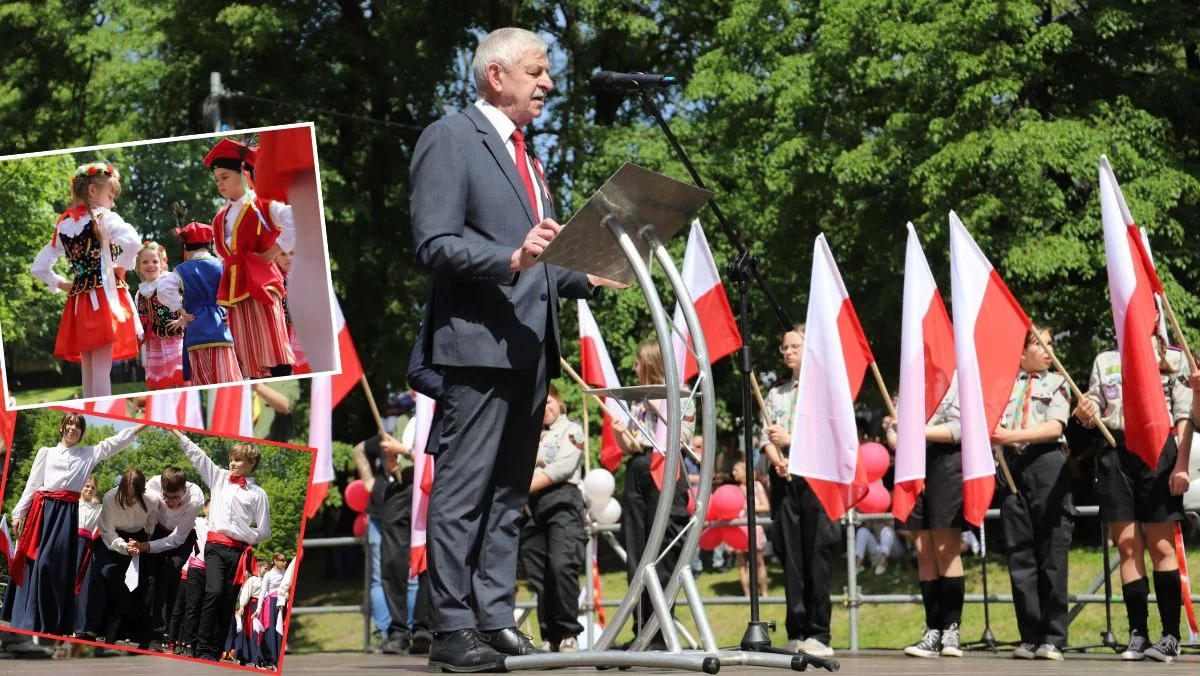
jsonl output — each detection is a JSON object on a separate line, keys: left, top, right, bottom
{"left": 631, "top": 84, "right": 836, "bottom": 672}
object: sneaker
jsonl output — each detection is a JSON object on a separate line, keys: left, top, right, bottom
{"left": 1012, "top": 643, "right": 1036, "bottom": 659}
{"left": 1144, "top": 634, "right": 1180, "bottom": 663}
{"left": 799, "top": 638, "right": 834, "bottom": 658}
{"left": 903, "top": 628, "right": 941, "bottom": 658}
{"left": 380, "top": 633, "right": 411, "bottom": 655}
{"left": 873, "top": 557, "right": 888, "bottom": 575}
{"left": 558, "top": 636, "right": 579, "bottom": 652}
{"left": 786, "top": 638, "right": 805, "bottom": 653}
{"left": 939, "top": 624, "right": 962, "bottom": 657}
{"left": 1121, "top": 629, "right": 1149, "bottom": 661}
{"left": 1034, "top": 644, "right": 1063, "bottom": 661}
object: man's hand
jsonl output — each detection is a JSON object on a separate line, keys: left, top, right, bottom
{"left": 380, "top": 433, "right": 409, "bottom": 458}
{"left": 586, "top": 274, "right": 629, "bottom": 290}
{"left": 511, "top": 218, "right": 562, "bottom": 273}
{"left": 766, "top": 424, "right": 791, "bottom": 448}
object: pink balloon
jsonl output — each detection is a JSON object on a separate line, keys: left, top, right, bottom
{"left": 344, "top": 479, "right": 369, "bottom": 513}
{"left": 706, "top": 484, "right": 746, "bottom": 522}
{"left": 352, "top": 512, "right": 368, "bottom": 539}
{"left": 698, "top": 527, "right": 725, "bottom": 551}
{"left": 722, "top": 526, "right": 750, "bottom": 551}
{"left": 860, "top": 442, "right": 891, "bottom": 484}
{"left": 857, "top": 481, "right": 891, "bottom": 514}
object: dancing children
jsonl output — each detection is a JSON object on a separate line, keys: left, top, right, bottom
{"left": 73, "top": 475, "right": 103, "bottom": 637}
{"left": 257, "top": 553, "right": 287, "bottom": 669}
{"left": 173, "top": 428, "right": 271, "bottom": 662}
{"left": 157, "top": 222, "right": 242, "bottom": 385}
{"left": 232, "top": 559, "right": 263, "bottom": 667}
{"left": 1074, "top": 327, "right": 1194, "bottom": 662}
{"left": 3, "top": 414, "right": 144, "bottom": 634}
{"left": 134, "top": 241, "right": 185, "bottom": 389}
{"left": 759, "top": 326, "right": 836, "bottom": 658}
{"left": 175, "top": 501, "right": 211, "bottom": 658}
{"left": 31, "top": 162, "right": 142, "bottom": 397}
{"left": 611, "top": 341, "right": 695, "bottom": 649}
{"left": 139, "top": 468, "right": 205, "bottom": 651}
{"left": 994, "top": 326, "right": 1074, "bottom": 661}
{"left": 203, "top": 138, "right": 296, "bottom": 379}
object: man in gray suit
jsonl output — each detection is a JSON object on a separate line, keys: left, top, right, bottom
{"left": 410, "top": 27, "right": 617, "bottom": 672}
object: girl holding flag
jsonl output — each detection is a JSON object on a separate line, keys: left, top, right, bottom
{"left": 3, "top": 414, "right": 145, "bottom": 635}
{"left": 1074, "top": 329, "right": 1193, "bottom": 662}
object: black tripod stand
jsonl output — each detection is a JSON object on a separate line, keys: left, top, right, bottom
{"left": 631, "top": 84, "right": 837, "bottom": 672}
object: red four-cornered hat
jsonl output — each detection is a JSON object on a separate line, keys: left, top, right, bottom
{"left": 176, "top": 222, "right": 214, "bottom": 245}
{"left": 204, "top": 138, "right": 258, "bottom": 171}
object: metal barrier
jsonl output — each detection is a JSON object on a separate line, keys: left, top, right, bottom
{"left": 300, "top": 503, "right": 1199, "bottom": 653}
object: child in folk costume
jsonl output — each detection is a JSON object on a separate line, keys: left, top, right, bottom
{"left": 134, "top": 242, "right": 185, "bottom": 389}
{"left": 31, "top": 162, "right": 142, "bottom": 397}
{"left": 138, "top": 468, "right": 206, "bottom": 651}
{"left": 73, "top": 475, "right": 103, "bottom": 637}
{"left": 257, "top": 553, "right": 287, "bottom": 669}
{"left": 232, "top": 559, "right": 263, "bottom": 666}
{"left": 994, "top": 327, "right": 1074, "bottom": 661}
{"left": 203, "top": 138, "right": 296, "bottom": 378}
{"left": 175, "top": 502, "right": 210, "bottom": 658}
{"left": 173, "top": 429, "right": 271, "bottom": 662}
{"left": 275, "top": 554, "right": 297, "bottom": 659}
{"left": 274, "top": 249, "right": 308, "bottom": 373}
{"left": 2, "top": 414, "right": 144, "bottom": 635}
{"left": 157, "top": 223, "right": 242, "bottom": 385}
{"left": 610, "top": 341, "right": 695, "bottom": 648}
{"left": 90, "top": 469, "right": 164, "bottom": 650}
{"left": 758, "top": 326, "right": 837, "bottom": 658}
{"left": 1074, "top": 329, "right": 1194, "bottom": 662}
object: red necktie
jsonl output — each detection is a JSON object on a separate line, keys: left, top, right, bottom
{"left": 229, "top": 475, "right": 247, "bottom": 487}
{"left": 510, "top": 129, "right": 539, "bottom": 221}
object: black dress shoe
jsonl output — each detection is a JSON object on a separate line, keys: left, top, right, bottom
{"left": 428, "top": 629, "right": 507, "bottom": 673}
{"left": 480, "top": 627, "right": 543, "bottom": 656}
{"left": 410, "top": 630, "right": 433, "bottom": 655}
{"left": 380, "top": 632, "right": 411, "bottom": 655}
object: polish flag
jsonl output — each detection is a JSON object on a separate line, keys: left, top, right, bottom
{"left": 893, "top": 224, "right": 956, "bottom": 522}
{"left": 304, "top": 375, "right": 334, "bottom": 517}
{"left": 578, "top": 300, "right": 628, "bottom": 472}
{"left": 670, "top": 221, "right": 742, "bottom": 383}
{"left": 0, "top": 515, "right": 12, "bottom": 566}
{"left": 789, "top": 234, "right": 874, "bottom": 520}
{"left": 208, "top": 384, "right": 254, "bottom": 437}
{"left": 1139, "top": 228, "right": 1170, "bottom": 340}
{"left": 330, "top": 298, "right": 364, "bottom": 407}
{"left": 62, "top": 397, "right": 127, "bottom": 417}
{"left": 948, "top": 212, "right": 1030, "bottom": 526}
{"left": 1099, "top": 157, "right": 1171, "bottom": 468}
{"left": 409, "top": 393, "right": 436, "bottom": 578}
{"left": 144, "top": 391, "right": 204, "bottom": 429}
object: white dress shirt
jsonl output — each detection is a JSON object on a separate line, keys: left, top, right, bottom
{"left": 474, "top": 99, "right": 545, "bottom": 222}
{"left": 189, "top": 516, "right": 210, "bottom": 564}
{"left": 180, "top": 435, "right": 271, "bottom": 545}
{"left": 277, "top": 556, "right": 297, "bottom": 603}
{"left": 13, "top": 427, "right": 138, "bottom": 519}
{"left": 259, "top": 567, "right": 284, "bottom": 599}
{"left": 78, "top": 500, "right": 103, "bottom": 534}
{"left": 145, "top": 476, "right": 206, "bottom": 554}
{"left": 98, "top": 487, "right": 164, "bottom": 554}
{"left": 218, "top": 192, "right": 296, "bottom": 253}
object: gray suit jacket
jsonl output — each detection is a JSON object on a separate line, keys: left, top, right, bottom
{"left": 410, "top": 104, "right": 591, "bottom": 375}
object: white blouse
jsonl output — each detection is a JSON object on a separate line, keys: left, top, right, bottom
{"left": 145, "top": 475, "right": 206, "bottom": 554}
{"left": 12, "top": 427, "right": 138, "bottom": 519}
{"left": 78, "top": 500, "right": 103, "bottom": 534}
{"left": 98, "top": 486, "right": 164, "bottom": 553}
{"left": 31, "top": 207, "right": 141, "bottom": 291}
{"left": 219, "top": 192, "right": 296, "bottom": 253}
{"left": 259, "top": 568, "right": 284, "bottom": 599}
{"left": 237, "top": 575, "right": 263, "bottom": 611}
{"left": 181, "top": 434, "right": 271, "bottom": 546}
{"left": 278, "top": 556, "right": 297, "bottom": 603}
{"left": 155, "top": 251, "right": 217, "bottom": 311}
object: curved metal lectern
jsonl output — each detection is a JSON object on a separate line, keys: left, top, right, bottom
{"left": 502, "top": 164, "right": 817, "bottom": 673}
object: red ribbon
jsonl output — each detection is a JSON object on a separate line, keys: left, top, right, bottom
{"left": 11, "top": 490, "right": 80, "bottom": 587}
{"left": 74, "top": 529, "right": 98, "bottom": 594}
{"left": 243, "top": 596, "right": 259, "bottom": 636}
{"left": 229, "top": 475, "right": 247, "bottom": 487}
{"left": 207, "top": 531, "right": 257, "bottom": 585}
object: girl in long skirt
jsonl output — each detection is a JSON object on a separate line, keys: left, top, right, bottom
{"left": 257, "top": 553, "right": 287, "bottom": 668}
{"left": 90, "top": 469, "right": 163, "bottom": 648}
{"left": 72, "top": 475, "right": 102, "bottom": 636}
{"left": 232, "top": 563, "right": 262, "bottom": 666}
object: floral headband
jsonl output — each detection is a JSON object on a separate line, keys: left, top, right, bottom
{"left": 74, "top": 162, "right": 121, "bottom": 181}
{"left": 138, "top": 241, "right": 168, "bottom": 265}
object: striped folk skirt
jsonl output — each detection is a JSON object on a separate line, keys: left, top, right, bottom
{"left": 227, "top": 294, "right": 295, "bottom": 378}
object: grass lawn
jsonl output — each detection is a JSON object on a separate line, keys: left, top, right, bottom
{"left": 287, "top": 545, "right": 1200, "bottom": 653}
{"left": 13, "top": 380, "right": 145, "bottom": 405}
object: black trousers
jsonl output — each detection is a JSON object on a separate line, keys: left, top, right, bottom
{"left": 197, "top": 542, "right": 246, "bottom": 658}
{"left": 377, "top": 482, "right": 414, "bottom": 639}
{"left": 621, "top": 452, "right": 690, "bottom": 640}
{"left": 427, "top": 353, "right": 548, "bottom": 632}
{"left": 178, "top": 566, "right": 205, "bottom": 646}
{"left": 772, "top": 474, "right": 837, "bottom": 644}
{"left": 1001, "top": 446, "right": 1074, "bottom": 648}
{"left": 520, "top": 484, "right": 587, "bottom": 642}
{"left": 89, "top": 528, "right": 151, "bottom": 643}
{"left": 144, "top": 531, "right": 196, "bottom": 641}
{"left": 167, "top": 566, "right": 189, "bottom": 642}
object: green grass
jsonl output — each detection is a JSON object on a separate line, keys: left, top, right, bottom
{"left": 13, "top": 380, "right": 145, "bottom": 405}
{"left": 288, "top": 547, "right": 1200, "bottom": 653}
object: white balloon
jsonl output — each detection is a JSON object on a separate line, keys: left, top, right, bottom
{"left": 1185, "top": 478, "right": 1200, "bottom": 509}
{"left": 593, "top": 497, "right": 622, "bottom": 524}
{"left": 583, "top": 469, "right": 615, "bottom": 502}
{"left": 588, "top": 495, "right": 612, "bottom": 519}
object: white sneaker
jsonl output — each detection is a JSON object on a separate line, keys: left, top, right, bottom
{"left": 799, "top": 638, "right": 834, "bottom": 658}
{"left": 786, "top": 638, "right": 805, "bottom": 653}
{"left": 558, "top": 636, "right": 579, "bottom": 652}
{"left": 939, "top": 623, "right": 962, "bottom": 657}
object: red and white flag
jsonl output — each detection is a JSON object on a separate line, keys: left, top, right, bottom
{"left": 671, "top": 221, "right": 742, "bottom": 383}
{"left": 409, "top": 393, "right": 436, "bottom": 578}
{"left": 789, "top": 234, "right": 873, "bottom": 520}
{"left": 208, "top": 384, "right": 254, "bottom": 437}
{"left": 144, "top": 391, "right": 204, "bottom": 429}
{"left": 893, "top": 223, "right": 956, "bottom": 522}
{"left": 578, "top": 300, "right": 628, "bottom": 472}
{"left": 331, "top": 298, "right": 364, "bottom": 407}
{"left": 304, "top": 375, "right": 334, "bottom": 518}
{"left": 0, "top": 515, "right": 12, "bottom": 566}
{"left": 948, "top": 212, "right": 1030, "bottom": 526}
{"left": 1100, "top": 157, "right": 1171, "bottom": 469}
{"left": 62, "top": 397, "right": 126, "bottom": 417}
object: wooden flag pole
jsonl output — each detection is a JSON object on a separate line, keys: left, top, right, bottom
{"left": 1160, "top": 294, "right": 1198, "bottom": 374}
{"left": 868, "top": 362, "right": 898, "bottom": 420}
{"left": 559, "top": 357, "right": 636, "bottom": 447}
{"left": 1030, "top": 330, "right": 1117, "bottom": 447}
{"left": 747, "top": 374, "right": 773, "bottom": 428}
{"left": 582, "top": 392, "right": 592, "bottom": 473}
{"left": 359, "top": 375, "right": 387, "bottom": 436}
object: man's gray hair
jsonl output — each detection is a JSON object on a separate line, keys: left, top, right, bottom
{"left": 472, "top": 27, "right": 548, "bottom": 92}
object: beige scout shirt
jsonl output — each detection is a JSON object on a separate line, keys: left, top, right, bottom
{"left": 755, "top": 378, "right": 798, "bottom": 454}
{"left": 1084, "top": 345, "right": 1193, "bottom": 432}
{"left": 929, "top": 374, "right": 962, "bottom": 443}
{"left": 536, "top": 414, "right": 585, "bottom": 487}
{"left": 998, "top": 370, "right": 1070, "bottom": 450}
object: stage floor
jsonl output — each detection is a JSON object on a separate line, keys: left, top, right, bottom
{"left": 2, "top": 650, "right": 1198, "bottom": 674}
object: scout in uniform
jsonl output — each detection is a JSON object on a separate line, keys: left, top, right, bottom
{"left": 1074, "top": 334, "right": 1193, "bottom": 662}
{"left": 993, "top": 326, "right": 1074, "bottom": 661}
{"left": 758, "top": 326, "right": 837, "bottom": 659}
{"left": 519, "top": 385, "right": 587, "bottom": 652}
